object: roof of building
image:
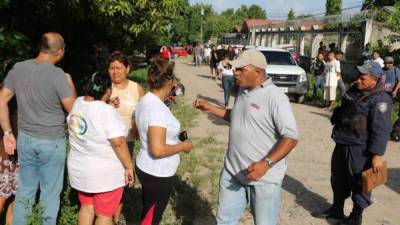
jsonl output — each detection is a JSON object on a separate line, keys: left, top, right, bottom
{"left": 244, "top": 19, "right": 284, "bottom": 28}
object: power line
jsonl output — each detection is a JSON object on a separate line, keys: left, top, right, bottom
{"left": 268, "top": 4, "right": 363, "bottom": 18}
{"left": 267, "top": 1, "right": 364, "bottom": 18}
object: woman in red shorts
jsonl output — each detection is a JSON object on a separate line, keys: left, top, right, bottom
{"left": 67, "top": 73, "right": 134, "bottom": 225}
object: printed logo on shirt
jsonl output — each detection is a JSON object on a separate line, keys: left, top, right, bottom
{"left": 251, "top": 102, "right": 260, "bottom": 110}
{"left": 378, "top": 102, "right": 388, "bottom": 113}
{"left": 68, "top": 114, "right": 88, "bottom": 138}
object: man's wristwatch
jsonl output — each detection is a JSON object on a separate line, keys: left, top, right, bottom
{"left": 3, "top": 130, "right": 13, "bottom": 136}
{"left": 265, "top": 157, "right": 275, "bottom": 168}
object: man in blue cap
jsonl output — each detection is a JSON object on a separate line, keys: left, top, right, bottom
{"left": 312, "top": 61, "right": 392, "bottom": 225}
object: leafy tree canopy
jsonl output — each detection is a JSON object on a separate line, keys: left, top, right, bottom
{"left": 288, "top": 8, "right": 295, "bottom": 20}
{"left": 326, "top": 0, "right": 342, "bottom": 16}
{"left": 387, "top": 1, "right": 400, "bottom": 33}
{"left": 0, "top": 0, "right": 187, "bottom": 84}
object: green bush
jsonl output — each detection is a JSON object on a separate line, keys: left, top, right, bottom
{"left": 57, "top": 184, "right": 78, "bottom": 225}
{"left": 25, "top": 202, "right": 49, "bottom": 225}
{"left": 129, "top": 68, "right": 148, "bottom": 89}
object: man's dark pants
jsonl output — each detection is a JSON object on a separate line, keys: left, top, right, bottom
{"left": 331, "top": 144, "right": 372, "bottom": 209}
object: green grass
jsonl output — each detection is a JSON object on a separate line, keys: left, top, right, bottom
{"left": 119, "top": 97, "right": 223, "bottom": 225}
{"left": 171, "top": 98, "right": 199, "bottom": 130}
{"left": 129, "top": 68, "right": 148, "bottom": 89}
{"left": 391, "top": 101, "right": 399, "bottom": 125}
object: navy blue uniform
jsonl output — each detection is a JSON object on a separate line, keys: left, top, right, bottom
{"left": 330, "top": 83, "right": 392, "bottom": 209}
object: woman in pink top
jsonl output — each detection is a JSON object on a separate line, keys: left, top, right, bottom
{"left": 107, "top": 52, "right": 145, "bottom": 224}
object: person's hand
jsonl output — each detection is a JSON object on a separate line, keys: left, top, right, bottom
{"left": 246, "top": 160, "right": 269, "bottom": 181}
{"left": 181, "top": 140, "right": 193, "bottom": 153}
{"left": 3, "top": 134, "right": 16, "bottom": 155}
{"left": 193, "top": 98, "right": 213, "bottom": 113}
{"left": 125, "top": 168, "right": 135, "bottom": 187}
{"left": 110, "top": 97, "right": 120, "bottom": 108}
{"left": 391, "top": 90, "right": 398, "bottom": 98}
{"left": 372, "top": 155, "right": 384, "bottom": 173}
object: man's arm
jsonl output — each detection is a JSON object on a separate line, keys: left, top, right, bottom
{"left": 0, "top": 87, "right": 17, "bottom": 154}
{"left": 336, "top": 61, "right": 341, "bottom": 77}
{"left": 56, "top": 72, "right": 76, "bottom": 113}
{"left": 392, "top": 80, "right": 400, "bottom": 98}
{"left": 61, "top": 97, "right": 76, "bottom": 113}
{"left": 65, "top": 73, "right": 77, "bottom": 98}
{"left": 247, "top": 95, "right": 299, "bottom": 181}
{"left": 193, "top": 98, "right": 231, "bottom": 122}
{"left": 368, "top": 97, "right": 393, "bottom": 173}
{"left": 246, "top": 137, "right": 298, "bottom": 181}
{"left": 392, "top": 68, "right": 400, "bottom": 98}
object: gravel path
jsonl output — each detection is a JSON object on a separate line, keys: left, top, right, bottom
{"left": 175, "top": 57, "right": 400, "bottom": 225}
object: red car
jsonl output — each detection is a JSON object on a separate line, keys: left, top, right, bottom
{"left": 171, "top": 47, "right": 188, "bottom": 57}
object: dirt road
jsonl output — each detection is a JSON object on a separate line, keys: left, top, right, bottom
{"left": 174, "top": 57, "right": 400, "bottom": 225}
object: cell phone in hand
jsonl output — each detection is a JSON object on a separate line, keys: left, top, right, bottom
{"left": 179, "top": 131, "right": 188, "bottom": 142}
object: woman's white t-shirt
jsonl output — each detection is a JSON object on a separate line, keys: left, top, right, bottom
{"left": 67, "top": 97, "right": 128, "bottom": 193}
{"left": 324, "top": 60, "right": 340, "bottom": 87}
{"left": 135, "top": 92, "right": 181, "bottom": 177}
{"left": 218, "top": 61, "right": 234, "bottom": 76}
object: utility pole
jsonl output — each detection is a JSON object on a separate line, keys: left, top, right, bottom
{"left": 200, "top": 4, "right": 204, "bottom": 44}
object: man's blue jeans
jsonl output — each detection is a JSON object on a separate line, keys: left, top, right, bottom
{"left": 216, "top": 168, "right": 282, "bottom": 225}
{"left": 313, "top": 75, "right": 326, "bottom": 97}
{"left": 222, "top": 75, "right": 234, "bottom": 107}
{"left": 195, "top": 55, "right": 202, "bottom": 66}
{"left": 13, "top": 131, "right": 66, "bottom": 225}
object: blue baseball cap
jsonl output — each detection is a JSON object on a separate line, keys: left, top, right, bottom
{"left": 357, "top": 61, "right": 383, "bottom": 78}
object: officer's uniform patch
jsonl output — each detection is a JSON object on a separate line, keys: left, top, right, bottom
{"left": 378, "top": 102, "right": 387, "bottom": 113}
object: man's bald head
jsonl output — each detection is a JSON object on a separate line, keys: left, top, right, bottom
{"left": 40, "top": 32, "right": 65, "bottom": 54}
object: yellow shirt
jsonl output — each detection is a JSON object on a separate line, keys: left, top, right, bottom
{"left": 111, "top": 80, "right": 140, "bottom": 142}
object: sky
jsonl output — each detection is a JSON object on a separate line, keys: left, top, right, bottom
{"left": 189, "top": 0, "right": 363, "bottom": 19}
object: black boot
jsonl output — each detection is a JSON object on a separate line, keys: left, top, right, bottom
{"left": 336, "top": 205, "right": 363, "bottom": 225}
{"left": 311, "top": 203, "right": 345, "bottom": 220}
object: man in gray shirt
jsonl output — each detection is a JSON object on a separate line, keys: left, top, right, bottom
{"left": 0, "top": 32, "right": 75, "bottom": 225}
{"left": 194, "top": 49, "right": 298, "bottom": 225}
{"left": 194, "top": 42, "right": 202, "bottom": 66}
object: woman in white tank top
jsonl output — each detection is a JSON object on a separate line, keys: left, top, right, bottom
{"left": 107, "top": 51, "right": 145, "bottom": 224}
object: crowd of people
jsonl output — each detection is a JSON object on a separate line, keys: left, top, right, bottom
{"left": 191, "top": 43, "right": 244, "bottom": 107}
{"left": 310, "top": 42, "right": 400, "bottom": 141}
{"left": 0, "top": 31, "right": 398, "bottom": 225}
{"left": 189, "top": 42, "right": 398, "bottom": 225}
{"left": 0, "top": 32, "right": 194, "bottom": 225}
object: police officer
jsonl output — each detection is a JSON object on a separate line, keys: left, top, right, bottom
{"left": 311, "top": 61, "right": 393, "bottom": 225}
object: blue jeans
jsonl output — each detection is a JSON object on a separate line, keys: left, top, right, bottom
{"left": 222, "top": 76, "right": 234, "bottom": 106}
{"left": 216, "top": 168, "right": 282, "bottom": 225}
{"left": 13, "top": 131, "right": 66, "bottom": 225}
{"left": 313, "top": 75, "right": 326, "bottom": 96}
{"left": 195, "top": 55, "right": 202, "bottom": 66}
